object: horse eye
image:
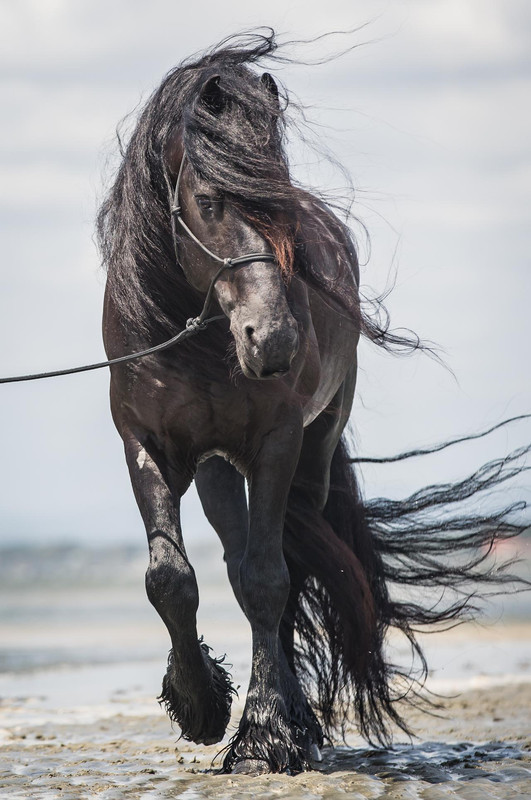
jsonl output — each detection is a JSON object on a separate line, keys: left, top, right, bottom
{"left": 196, "top": 195, "right": 218, "bottom": 212}
{"left": 195, "top": 194, "right": 223, "bottom": 213}
{"left": 196, "top": 196, "right": 211, "bottom": 211}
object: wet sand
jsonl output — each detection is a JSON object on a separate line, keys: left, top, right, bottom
{"left": 1, "top": 631, "right": 530, "bottom": 799}
{"left": 1, "top": 544, "right": 529, "bottom": 798}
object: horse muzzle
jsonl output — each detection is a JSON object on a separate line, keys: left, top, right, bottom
{"left": 235, "top": 316, "right": 299, "bottom": 380}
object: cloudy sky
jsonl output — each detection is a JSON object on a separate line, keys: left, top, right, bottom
{"left": 0, "top": 0, "right": 529, "bottom": 546}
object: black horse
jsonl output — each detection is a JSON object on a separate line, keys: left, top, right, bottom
{"left": 98, "top": 33, "right": 527, "bottom": 774}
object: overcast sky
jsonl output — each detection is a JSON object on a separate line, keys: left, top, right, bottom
{"left": 0, "top": 0, "right": 529, "bottom": 546}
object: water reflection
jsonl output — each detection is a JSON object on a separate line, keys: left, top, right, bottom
{"left": 319, "top": 741, "right": 528, "bottom": 784}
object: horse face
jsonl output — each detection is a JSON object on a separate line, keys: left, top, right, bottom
{"left": 178, "top": 164, "right": 299, "bottom": 380}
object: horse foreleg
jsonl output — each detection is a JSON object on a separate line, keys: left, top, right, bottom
{"left": 122, "top": 430, "right": 233, "bottom": 745}
{"left": 196, "top": 454, "right": 322, "bottom": 766}
{"left": 217, "top": 413, "right": 308, "bottom": 774}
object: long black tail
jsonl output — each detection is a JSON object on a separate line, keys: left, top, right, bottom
{"left": 281, "top": 425, "right": 530, "bottom": 746}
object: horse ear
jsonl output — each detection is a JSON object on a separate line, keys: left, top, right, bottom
{"left": 260, "top": 72, "right": 279, "bottom": 109}
{"left": 200, "top": 74, "right": 225, "bottom": 115}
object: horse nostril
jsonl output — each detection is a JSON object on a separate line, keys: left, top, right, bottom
{"left": 245, "top": 325, "right": 255, "bottom": 341}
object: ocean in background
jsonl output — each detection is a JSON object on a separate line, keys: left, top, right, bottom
{"left": 0, "top": 537, "right": 529, "bottom": 713}
{"left": 0, "top": 539, "right": 247, "bottom": 682}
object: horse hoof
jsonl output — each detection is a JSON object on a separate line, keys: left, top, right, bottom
{"left": 231, "top": 759, "right": 270, "bottom": 775}
{"left": 159, "top": 646, "right": 233, "bottom": 745}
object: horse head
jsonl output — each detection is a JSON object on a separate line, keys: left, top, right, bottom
{"left": 166, "top": 74, "right": 299, "bottom": 380}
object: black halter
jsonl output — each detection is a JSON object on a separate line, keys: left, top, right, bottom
{"left": 171, "top": 153, "right": 276, "bottom": 278}
{"left": 169, "top": 154, "right": 276, "bottom": 328}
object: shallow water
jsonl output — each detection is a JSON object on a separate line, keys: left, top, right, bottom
{"left": 321, "top": 741, "right": 529, "bottom": 784}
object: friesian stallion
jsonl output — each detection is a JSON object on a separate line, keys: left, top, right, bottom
{"left": 98, "top": 32, "right": 528, "bottom": 774}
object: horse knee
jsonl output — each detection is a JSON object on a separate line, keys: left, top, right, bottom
{"left": 239, "top": 555, "right": 290, "bottom": 630}
{"left": 145, "top": 559, "right": 198, "bottom": 625}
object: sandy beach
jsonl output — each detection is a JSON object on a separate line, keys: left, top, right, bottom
{"left": 0, "top": 652, "right": 530, "bottom": 799}
{"left": 0, "top": 544, "right": 530, "bottom": 798}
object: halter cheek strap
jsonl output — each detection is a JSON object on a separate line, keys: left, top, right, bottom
{"left": 169, "top": 153, "right": 277, "bottom": 327}
{"left": 170, "top": 153, "right": 276, "bottom": 273}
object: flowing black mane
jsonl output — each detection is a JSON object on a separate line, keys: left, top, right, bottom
{"left": 98, "top": 30, "right": 422, "bottom": 358}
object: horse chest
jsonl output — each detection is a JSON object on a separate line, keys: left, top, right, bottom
{"left": 131, "top": 371, "right": 283, "bottom": 460}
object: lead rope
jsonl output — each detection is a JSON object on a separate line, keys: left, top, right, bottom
{"left": 0, "top": 154, "right": 275, "bottom": 384}
{"left": 0, "top": 289, "right": 226, "bottom": 385}
{"left": 0, "top": 316, "right": 223, "bottom": 384}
